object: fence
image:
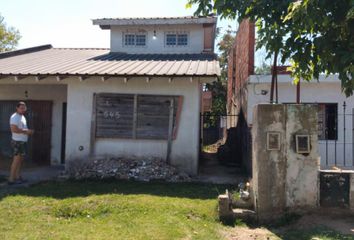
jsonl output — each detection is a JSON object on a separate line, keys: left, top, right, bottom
{"left": 319, "top": 102, "right": 354, "bottom": 169}
{"left": 200, "top": 114, "right": 238, "bottom": 146}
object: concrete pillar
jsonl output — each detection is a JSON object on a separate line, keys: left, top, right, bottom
{"left": 285, "top": 104, "right": 319, "bottom": 208}
{"left": 252, "top": 104, "right": 319, "bottom": 220}
{"left": 252, "top": 104, "right": 287, "bottom": 219}
{"left": 218, "top": 194, "right": 234, "bottom": 222}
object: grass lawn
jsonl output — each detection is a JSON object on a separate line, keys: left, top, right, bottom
{"left": 0, "top": 180, "right": 231, "bottom": 240}
{"left": 0, "top": 180, "right": 352, "bottom": 240}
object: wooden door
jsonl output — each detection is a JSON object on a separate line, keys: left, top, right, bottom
{"left": 26, "top": 101, "right": 52, "bottom": 166}
{"left": 0, "top": 101, "right": 18, "bottom": 160}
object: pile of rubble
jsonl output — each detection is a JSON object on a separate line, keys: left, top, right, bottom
{"left": 64, "top": 157, "right": 191, "bottom": 182}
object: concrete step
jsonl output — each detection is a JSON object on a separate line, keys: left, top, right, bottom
{"left": 232, "top": 198, "right": 253, "bottom": 209}
{"left": 232, "top": 208, "right": 257, "bottom": 222}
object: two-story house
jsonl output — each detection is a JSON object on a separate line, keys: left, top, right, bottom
{"left": 0, "top": 16, "right": 220, "bottom": 175}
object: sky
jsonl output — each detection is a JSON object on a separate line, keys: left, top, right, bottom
{"left": 1, "top": 0, "right": 237, "bottom": 50}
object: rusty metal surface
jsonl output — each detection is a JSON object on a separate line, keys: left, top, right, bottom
{"left": 0, "top": 46, "right": 220, "bottom": 77}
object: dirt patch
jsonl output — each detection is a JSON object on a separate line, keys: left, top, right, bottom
{"left": 222, "top": 210, "right": 354, "bottom": 240}
{"left": 277, "top": 209, "right": 354, "bottom": 236}
{"left": 221, "top": 226, "right": 279, "bottom": 240}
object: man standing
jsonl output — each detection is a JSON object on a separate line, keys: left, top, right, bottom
{"left": 8, "top": 102, "right": 34, "bottom": 185}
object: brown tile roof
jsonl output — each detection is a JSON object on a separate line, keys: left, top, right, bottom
{"left": 0, "top": 45, "right": 220, "bottom": 77}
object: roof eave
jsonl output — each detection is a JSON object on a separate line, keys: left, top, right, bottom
{"left": 0, "top": 44, "right": 53, "bottom": 59}
{"left": 0, "top": 73, "right": 219, "bottom": 78}
{"left": 92, "top": 18, "right": 217, "bottom": 28}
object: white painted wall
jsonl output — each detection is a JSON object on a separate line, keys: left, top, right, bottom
{"left": 0, "top": 76, "right": 212, "bottom": 174}
{"left": 247, "top": 74, "right": 354, "bottom": 168}
{"left": 110, "top": 24, "right": 204, "bottom": 54}
{"left": 0, "top": 83, "right": 67, "bottom": 165}
{"left": 65, "top": 76, "right": 206, "bottom": 175}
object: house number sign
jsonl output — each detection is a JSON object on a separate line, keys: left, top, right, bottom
{"left": 103, "top": 111, "right": 121, "bottom": 120}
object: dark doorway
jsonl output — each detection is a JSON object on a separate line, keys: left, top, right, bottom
{"left": 199, "top": 113, "right": 248, "bottom": 183}
{"left": 0, "top": 100, "right": 53, "bottom": 167}
{"left": 61, "top": 102, "right": 67, "bottom": 164}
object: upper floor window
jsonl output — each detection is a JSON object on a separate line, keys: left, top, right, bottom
{"left": 165, "top": 32, "right": 188, "bottom": 47}
{"left": 177, "top": 34, "right": 188, "bottom": 46}
{"left": 135, "top": 34, "right": 146, "bottom": 46}
{"left": 124, "top": 33, "right": 146, "bottom": 47}
{"left": 166, "top": 34, "right": 177, "bottom": 46}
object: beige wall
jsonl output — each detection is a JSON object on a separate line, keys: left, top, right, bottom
{"left": 0, "top": 76, "right": 210, "bottom": 175}
{"left": 0, "top": 83, "right": 67, "bottom": 164}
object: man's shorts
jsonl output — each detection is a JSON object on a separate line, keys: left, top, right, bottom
{"left": 11, "top": 140, "right": 27, "bottom": 157}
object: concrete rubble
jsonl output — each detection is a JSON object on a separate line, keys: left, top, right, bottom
{"left": 64, "top": 157, "right": 191, "bottom": 182}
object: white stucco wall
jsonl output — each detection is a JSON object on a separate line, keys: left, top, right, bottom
{"left": 0, "top": 83, "right": 67, "bottom": 165}
{"left": 110, "top": 24, "right": 204, "bottom": 54}
{"left": 65, "top": 76, "right": 205, "bottom": 175}
{"left": 247, "top": 74, "right": 354, "bottom": 168}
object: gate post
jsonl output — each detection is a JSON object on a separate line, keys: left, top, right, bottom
{"left": 252, "top": 104, "right": 319, "bottom": 220}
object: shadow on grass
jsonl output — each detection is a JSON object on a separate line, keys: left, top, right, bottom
{"left": 222, "top": 212, "right": 354, "bottom": 240}
{"left": 0, "top": 179, "right": 234, "bottom": 201}
{"left": 276, "top": 226, "right": 354, "bottom": 240}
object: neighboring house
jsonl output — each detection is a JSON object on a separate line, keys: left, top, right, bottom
{"left": 0, "top": 16, "right": 220, "bottom": 175}
{"left": 228, "top": 20, "right": 354, "bottom": 171}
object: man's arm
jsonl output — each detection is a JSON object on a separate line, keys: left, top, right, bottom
{"left": 10, "top": 124, "right": 33, "bottom": 135}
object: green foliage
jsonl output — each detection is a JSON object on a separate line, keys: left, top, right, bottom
{"left": 217, "top": 27, "right": 235, "bottom": 80}
{"left": 284, "top": 0, "right": 354, "bottom": 96}
{"left": 186, "top": 0, "right": 354, "bottom": 96}
{"left": 0, "top": 14, "right": 21, "bottom": 52}
{"left": 205, "top": 80, "right": 227, "bottom": 115}
{"left": 205, "top": 27, "right": 235, "bottom": 117}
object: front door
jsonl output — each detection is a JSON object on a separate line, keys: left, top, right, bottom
{"left": 26, "top": 101, "right": 52, "bottom": 166}
{"left": 0, "top": 100, "right": 52, "bottom": 166}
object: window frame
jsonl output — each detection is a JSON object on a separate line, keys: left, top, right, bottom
{"left": 94, "top": 93, "right": 183, "bottom": 140}
{"left": 165, "top": 31, "right": 189, "bottom": 47}
{"left": 165, "top": 33, "right": 177, "bottom": 46}
{"left": 135, "top": 34, "right": 147, "bottom": 46}
{"left": 123, "top": 32, "right": 147, "bottom": 47}
{"left": 177, "top": 33, "right": 188, "bottom": 46}
{"left": 282, "top": 102, "right": 338, "bottom": 141}
{"left": 318, "top": 103, "right": 338, "bottom": 141}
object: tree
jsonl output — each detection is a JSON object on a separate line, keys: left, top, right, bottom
{"left": 205, "top": 27, "right": 235, "bottom": 116}
{"left": 186, "top": 0, "right": 354, "bottom": 96}
{"left": 0, "top": 14, "right": 21, "bottom": 52}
